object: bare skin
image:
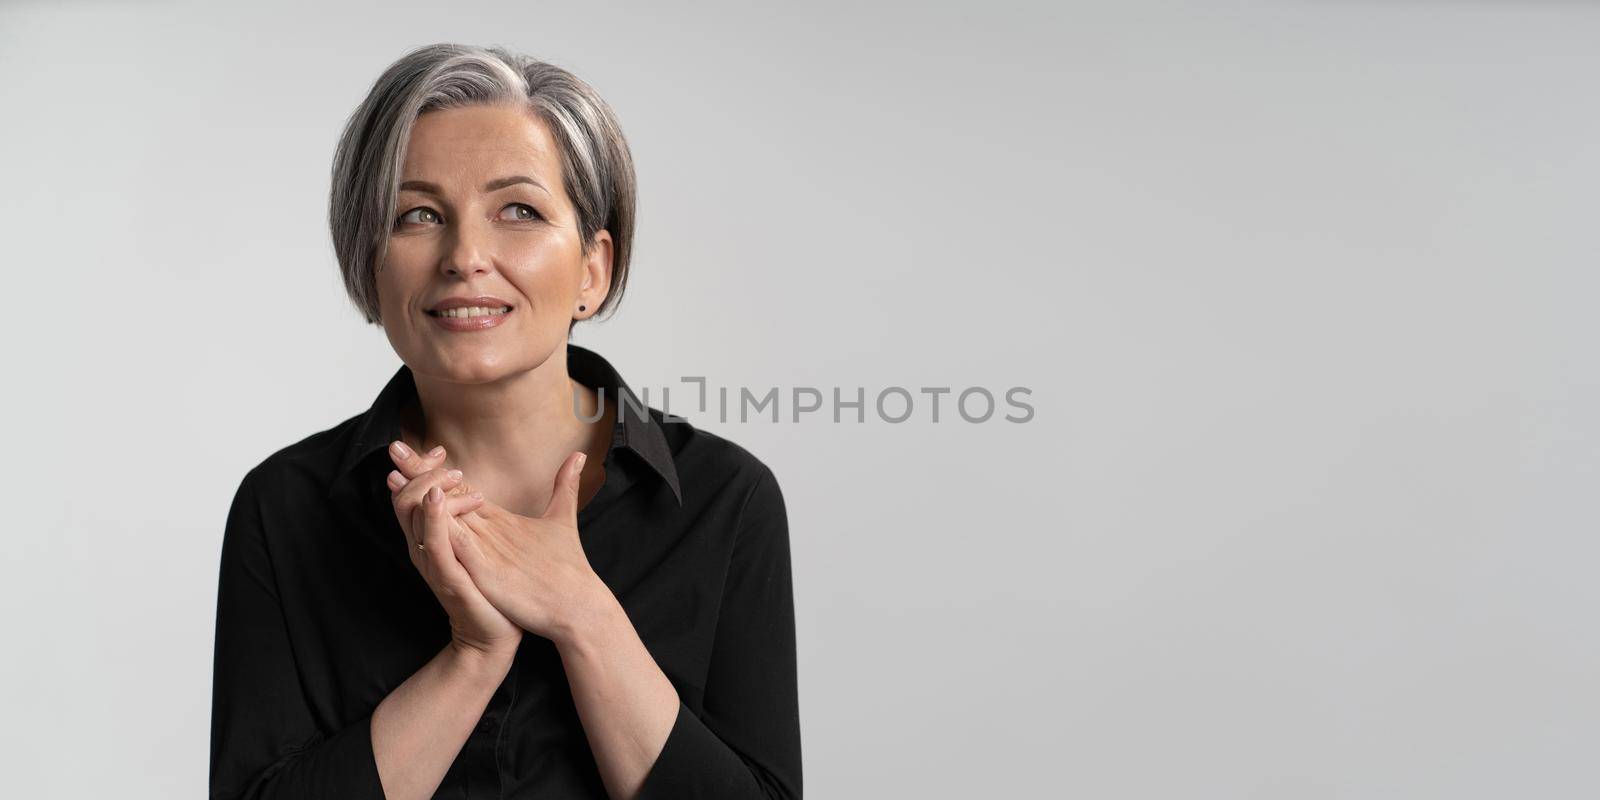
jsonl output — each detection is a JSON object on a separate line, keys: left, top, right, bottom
{"left": 383, "top": 444, "right": 680, "bottom": 800}
{"left": 395, "top": 378, "right": 616, "bottom": 517}
{"left": 374, "top": 100, "right": 613, "bottom": 523}
{"left": 359, "top": 102, "right": 680, "bottom": 800}
{"left": 369, "top": 466, "right": 513, "bottom": 800}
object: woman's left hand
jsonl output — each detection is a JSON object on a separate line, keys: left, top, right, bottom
{"left": 389, "top": 448, "right": 605, "bottom": 644}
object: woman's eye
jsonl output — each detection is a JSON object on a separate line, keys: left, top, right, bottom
{"left": 397, "top": 207, "right": 441, "bottom": 226}
{"left": 395, "top": 204, "right": 535, "bottom": 228}
{"left": 500, "top": 203, "right": 540, "bottom": 222}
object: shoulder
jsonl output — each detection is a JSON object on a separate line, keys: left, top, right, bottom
{"left": 655, "top": 410, "right": 786, "bottom": 524}
{"left": 233, "top": 411, "right": 365, "bottom": 502}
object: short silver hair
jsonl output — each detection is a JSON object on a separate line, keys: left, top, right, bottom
{"left": 329, "top": 43, "right": 636, "bottom": 328}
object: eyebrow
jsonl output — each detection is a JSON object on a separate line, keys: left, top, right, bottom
{"left": 399, "top": 175, "right": 545, "bottom": 195}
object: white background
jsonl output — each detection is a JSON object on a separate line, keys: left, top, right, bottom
{"left": 2, "top": 0, "right": 1597, "bottom": 797}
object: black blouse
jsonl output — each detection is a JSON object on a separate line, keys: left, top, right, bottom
{"left": 209, "top": 344, "right": 802, "bottom": 799}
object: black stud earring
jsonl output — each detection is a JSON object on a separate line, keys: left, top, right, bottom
{"left": 578, "top": 305, "right": 587, "bottom": 312}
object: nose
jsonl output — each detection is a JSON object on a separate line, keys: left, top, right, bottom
{"left": 439, "top": 217, "right": 493, "bottom": 278}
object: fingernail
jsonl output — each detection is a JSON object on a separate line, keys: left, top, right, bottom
{"left": 388, "top": 470, "right": 407, "bottom": 485}
{"left": 577, "top": 452, "right": 588, "bottom": 470}
{"left": 391, "top": 441, "right": 413, "bottom": 458}
{"left": 428, "top": 485, "right": 442, "bottom": 502}
{"left": 447, "top": 469, "right": 463, "bottom": 481}
{"left": 429, "top": 445, "right": 445, "bottom": 458}
{"left": 470, "top": 491, "right": 484, "bottom": 500}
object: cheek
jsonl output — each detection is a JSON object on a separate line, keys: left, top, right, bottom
{"left": 523, "top": 274, "right": 570, "bottom": 304}
{"left": 374, "top": 258, "right": 429, "bottom": 313}
{"left": 374, "top": 275, "right": 405, "bottom": 319}
{"left": 506, "top": 260, "right": 581, "bottom": 306}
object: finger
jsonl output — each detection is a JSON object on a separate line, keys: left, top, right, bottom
{"left": 541, "top": 451, "right": 586, "bottom": 522}
{"left": 467, "top": 493, "right": 505, "bottom": 524}
{"left": 389, "top": 439, "right": 449, "bottom": 480}
{"left": 393, "top": 466, "right": 466, "bottom": 517}
{"left": 408, "top": 489, "right": 483, "bottom": 533}
{"left": 420, "top": 485, "right": 462, "bottom": 578}
{"left": 408, "top": 501, "right": 428, "bottom": 570}
{"left": 390, "top": 441, "right": 448, "bottom": 486}
{"left": 444, "top": 491, "right": 485, "bottom": 518}
{"left": 389, "top": 467, "right": 472, "bottom": 496}
{"left": 447, "top": 508, "right": 492, "bottom": 582}
{"left": 423, "top": 485, "right": 490, "bottom": 591}
{"left": 389, "top": 447, "right": 473, "bottom": 500}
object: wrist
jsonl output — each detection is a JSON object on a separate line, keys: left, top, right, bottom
{"left": 446, "top": 636, "right": 519, "bottom": 679}
{"left": 551, "top": 573, "right": 621, "bottom": 651}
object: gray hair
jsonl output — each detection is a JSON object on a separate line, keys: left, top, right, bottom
{"left": 328, "top": 43, "right": 636, "bottom": 329}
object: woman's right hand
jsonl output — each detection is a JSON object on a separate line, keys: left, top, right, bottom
{"left": 386, "top": 442, "right": 523, "bottom": 660}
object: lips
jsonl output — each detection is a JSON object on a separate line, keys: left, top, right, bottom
{"left": 427, "top": 295, "right": 514, "bottom": 313}
{"left": 427, "top": 305, "right": 512, "bottom": 331}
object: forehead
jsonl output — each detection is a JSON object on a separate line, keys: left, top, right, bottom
{"left": 401, "top": 104, "right": 560, "bottom": 188}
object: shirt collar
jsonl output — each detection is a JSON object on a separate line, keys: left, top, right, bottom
{"left": 326, "top": 343, "right": 682, "bottom": 505}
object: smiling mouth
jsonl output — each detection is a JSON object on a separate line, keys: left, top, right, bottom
{"left": 426, "top": 306, "right": 513, "bottom": 318}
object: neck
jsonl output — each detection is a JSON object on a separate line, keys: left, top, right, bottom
{"left": 402, "top": 347, "right": 600, "bottom": 498}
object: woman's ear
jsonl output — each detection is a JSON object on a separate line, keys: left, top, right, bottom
{"left": 577, "top": 229, "right": 613, "bottom": 316}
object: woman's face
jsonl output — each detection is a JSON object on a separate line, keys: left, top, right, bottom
{"left": 375, "top": 102, "right": 611, "bottom": 383}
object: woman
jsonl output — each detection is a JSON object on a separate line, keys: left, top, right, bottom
{"left": 210, "top": 43, "right": 801, "bottom": 800}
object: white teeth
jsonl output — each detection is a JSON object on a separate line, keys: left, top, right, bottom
{"left": 434, "top": 306, "right": 510, "bottom": 318}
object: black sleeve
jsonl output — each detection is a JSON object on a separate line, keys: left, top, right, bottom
{"left": 635, "top": 466, "right": 804, "bottom": 799}
{"left": 209, "top": 469, "right": 387, "bottom": 800}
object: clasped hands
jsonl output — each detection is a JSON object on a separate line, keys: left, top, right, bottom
{"left": 384, "top": 440, "right": 603, "bottom": 658}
